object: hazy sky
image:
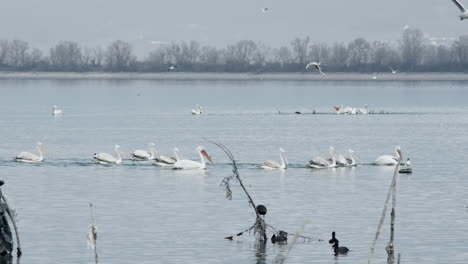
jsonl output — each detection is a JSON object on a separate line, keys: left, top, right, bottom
{"left": 0, "top": 0, "right": 466, "bottom": 56}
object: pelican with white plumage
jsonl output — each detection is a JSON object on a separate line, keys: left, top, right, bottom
{"left": 131, "top": 143, "right": 156, "bottom": 161}
{"left": 374, "top": 146, "right": 402, "bottom": 165}
{"left": 173, "top": 146, "right": 213, "bottom": 169}
{"left": 192, "top": 105, "right": 203, "bottom": 115}
{"left": 94, "top": 145, "right": 124, "bottom": 165}
{"left": 52, "top": 105, "right": 63, "bottom": 115}
{"left": 15, "top": 142, "right": 46, "bottom": 163}
{"left": 261, "top": 148, "right": 288, "bottom": 169}
{"left": 337, "top": 149, "right": 361, "bottom": 167}
{"left": 451, "top": 0, "right": 468, "bottom": 20}
{"left": 153, "top": 147, "right": 180, "bottom": 167}
{"left": 308, "top": 147, "right": 337, "bottom": 169}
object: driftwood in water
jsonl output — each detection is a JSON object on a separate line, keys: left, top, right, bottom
{"left": 368, "top": 149, "right": 403, "bottom": 264}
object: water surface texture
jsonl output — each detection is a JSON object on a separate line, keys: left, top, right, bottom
{"left": 0, "top": 79, "right": 467, "bottom": 263}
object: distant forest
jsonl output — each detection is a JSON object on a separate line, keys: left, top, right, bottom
{"left": 1, "top": 28, "right": 468, "bottom": 73}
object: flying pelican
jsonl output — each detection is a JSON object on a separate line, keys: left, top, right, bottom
{"left": 15, "top": 142, "right": 46, "bottom": 163}
{"left": 451, "top": 0, "right": 468, "bottom": 20}
{"left": 94, "top": 145, "right": 124, "bottom": 165}
{"left": 52, "top": 105, "right": 63, "bottom": 115}
{"left": 131, "top": 143, "right": 156, "bottom": 161}
{"left": 308, "top": 147, "right": 337, "bottom": 169}
{"left": 192, "top": 105, "right": 203, "bottom": 115}
{"left": 306, "top": 62, "right": 325, "bottom": 75}
{"left": 153, "top": 147, "right": 180, "bottom": 167}
{"left": 374, "top": 146, "right": 402, "bottom": 165}
{"left": 173, "top": 146, "right": 213, "bottom": 169}
{"left": 389, "top": 67, "right": 399, "bottom": 74}
{"left": 261, "top": 148, "right": 288, "bottom": 169}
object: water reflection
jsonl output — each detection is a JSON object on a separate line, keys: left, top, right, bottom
{"left": 253, "top": 242, "right": 267, "bottom": 264}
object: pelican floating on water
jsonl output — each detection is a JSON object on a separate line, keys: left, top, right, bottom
{"left": 153, "top": 147, "right": 180, "bottom": 167}
{"left": 309, "top": 147, "right": 337, "bottom": 169}
{"left": 173, "top": 146, "right": 212, "bottom": 169}
{"left": 94, "top": 145, "right": 124, "bottom": 165}
{"left": 261, "top": 148, "right": 288, "bottom": 169}
{"left": 335, "top": 149, "right": 360, "bottom": 167}
{"left": 374, "top": 146, "right": 402, "bottom": 165}
{"left": 52, "top": 105, "right": 63, "bottom": 115}
{"left": 15, "top": 142, "right": 46, "bottom": 163}
{"left": 451, "top": 0, "right": 468, "bottom": 20}
{"left": 192, "top": 105, "right": 203, "bottom": 115}
{"left": 132, "top": 143, "right": 156, "bottom": 161}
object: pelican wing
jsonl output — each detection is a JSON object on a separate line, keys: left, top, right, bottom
{"left": 452, "top": 0, "right": 467, "bottom": 11}
{"left": 132, "top": 150, "right": 151, "bottom": 159}
{"left": 261, "top": 160, "right": 281, "bottom": 169}
{"left": 16, "top": 151, "right": 40, "bottom": 161}
{"left": 174, "top": 159, "right": 202, "bottom": 169}
{"left": 309, "top": 156, "right": 330, "bottom": 168}
{"left": 374, "top": 155, "right": 398, "bottom": 165}
{"left": 94, "top": 153, "right": 118, "bottom": 163}
{"left": 156, "top": 155, "right": 176, "bottom": 164}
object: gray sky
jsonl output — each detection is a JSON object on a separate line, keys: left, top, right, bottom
{"left": 0, "top": 0, "right": 466, "bottom": 56}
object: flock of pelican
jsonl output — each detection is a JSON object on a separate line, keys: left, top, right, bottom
{"left": 12, "top": 143, "right": 409, "bottom": 171}
{"left": 333, "top": 105, "right": 369, "bottom": 115}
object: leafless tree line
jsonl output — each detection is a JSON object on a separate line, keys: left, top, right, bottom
{"left": 1, "top": 29, "right": 468, "bottom": 72}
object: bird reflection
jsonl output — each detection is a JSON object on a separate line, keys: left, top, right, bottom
{"left": 254, "top": 241, "right": 267, "bottom": 264}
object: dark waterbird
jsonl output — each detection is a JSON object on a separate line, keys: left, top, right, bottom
{"left": 333, "top": 240, "right": 349, "bottom": 255}
{"left": 328, "top": 231, "right": 338, "bottom": 245}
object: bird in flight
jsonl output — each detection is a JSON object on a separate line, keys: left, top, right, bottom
{"left": 451, "top": 0, "right": 468, "bottom": 20}
{"left": 306, "top": 62, "right": 325, "bottom": 75}
{"left": 261, "top": 8, "right": 269, "bottom": 13}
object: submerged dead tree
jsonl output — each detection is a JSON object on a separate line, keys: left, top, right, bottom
{"left": 87, "top": 203, "right": 98, "bottom": 264}
{"left": 0, "top": 180, "right": 21, "bottom": 259}
{"left": 206, "top": 139, "right": 311, "bottom": 244}
{"left": 368, "top": 147, "right": 403, "bottom": 264}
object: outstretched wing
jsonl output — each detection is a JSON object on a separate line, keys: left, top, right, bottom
{"left": 452, "top": 0, "right": 467, "bottom": 12}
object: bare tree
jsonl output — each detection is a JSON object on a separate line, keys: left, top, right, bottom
{"left": 371, "top": 41, "right": 400, "bottom": 70}
{"left": 290, "top": 36, "right": 310, "bottom": 65}
{"left": 452, "top": 35, "right": 468, "bottom": 65}
{"left": 105, "top": 40, "right": 136, "bottom": 71}
{"left": 224, "top": 40, "right": 257, "bottom": 70}
{"left": 399, "top": 28, "right": 424, "bottom": 71}
{"left": 308, "top": 42, "right": 330, "bottom": 63}
{"left": 348, "top": 38, "right": 371, "bottom": 68}
{"left": 49, "top": 41, "right": 82, "bottom": 71}
{"left": 329, "top": 42, "right": 349, "bottom": 69}
{"left": 8, "top": 40, "right": 29, "bottom": 68}
{"left": 181, "top": 40, "right": 200, "bottom": 66}
{"left": 274, "top": 46, "right": 292, "bottom": 67}
{"left": 199, "top": 46, "right": 219, "bottom": 65}
{"left": 0, "top": 40, "right": 9, "bottom": 66}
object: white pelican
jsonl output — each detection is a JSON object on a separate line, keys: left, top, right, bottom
{"left": 451, "top": 0, "right": 468, "bottom": 20}
{"left": 309, "top": 147, "right": 337, "bottom": 169}
{"left": 94, "top": 145, "right": 124, "bottom": 165}
{"left": 15, "top": 142, "right": 46, "bottom": 163}
{"left": 333, "top": 105, "right": 345, "bottom": 114}
{"left": 153, "top": 147, "right": 180, "bottom": 167}
{"left": 336, "top": 149, "right": 360, "bottom": 167}
{"left": 131, "top": 143, "right": 156, "bottom": 161}
{"left": 357, "top": 105, "right": 369, "bottom": 114}
{"left": 261, "top": 148, "right": 288, "bottom": 169}
{"left": 306, "top": 62, "right": 325, "bottom": 75}
{"left": 389, "top": 67, "right": 399, "bottom": 74}
{"left": 173, "top": 146, "right": 213, "bottom": 170}
{"left": 52, "top": 105, "right": 63, "bottom": 115}
{"left": 192, "top": 105, "right": 203, "bottom": 115}
{"left": 374, "top": 146, "right": 402, "bottom": 165}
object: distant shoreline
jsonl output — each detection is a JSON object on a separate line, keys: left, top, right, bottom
{"left": 0, "top": 72, "right": 467, "bottom": 81}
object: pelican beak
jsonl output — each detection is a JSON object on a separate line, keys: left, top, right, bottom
{"left": 38, "top": 146, "right": 47, "bottom": 154}
{"left": 333, "top": 106, "right": 340, "bottom": 111}
{"left": 201, "top": 150, "right": 213, "bottom": 163}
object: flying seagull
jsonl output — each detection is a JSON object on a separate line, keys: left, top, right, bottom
{"left": 389, "top": 67, "right": 399, "bottom": 74}
{"left": 261, "top": 8, "right": 269, "bottom": 13}
{"left": 306, "top": 62, "right": 325, "bottom": 75}
{"left": 451, "top": 0, "right": 468, "bottom": 20}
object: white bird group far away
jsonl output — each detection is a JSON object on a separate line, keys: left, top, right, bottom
{"left": 333, "top": 105, "right": 369, "bottom": 115}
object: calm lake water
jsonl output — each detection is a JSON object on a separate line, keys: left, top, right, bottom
{"left": 0, "top": 78, "right": 467, "bottom": 263}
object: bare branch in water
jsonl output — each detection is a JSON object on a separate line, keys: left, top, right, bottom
{"left": 368, "top": 150, "right": 402, "bottom": 264}
{"left": 1, "top": 193, "right": 22, "bottom": 257}
{"left": 87, "top": 203, "right": 99, "bottom": 264}
{"left": 274, "top": 221, "right": 310, "bottom": 264}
